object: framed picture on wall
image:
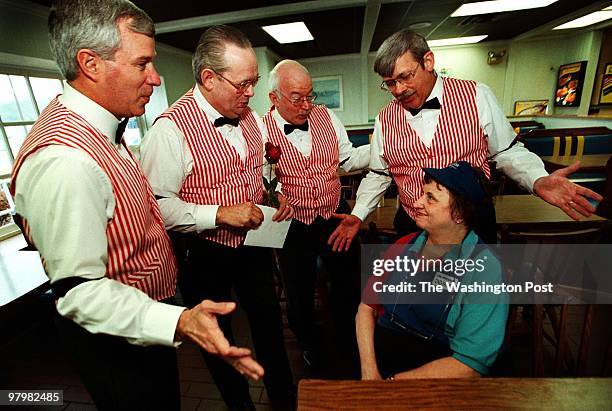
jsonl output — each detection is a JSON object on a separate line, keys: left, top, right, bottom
{"left": 514, "top": 100, "right": 548, "bottom": 116}
{"left": 599, "top": 63, "right": 612, "bottom": 106}
{"left": 554, "top": 61, "right": 587, "bottom": 107}
{"left": 312, "top": 75, "right": 343, "bottom": 111}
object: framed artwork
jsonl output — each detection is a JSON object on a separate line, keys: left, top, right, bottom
{"left": 514, "top": 100, "right": 548, "bottom": 116}
{"left": 312, "top": 75, "right": 343, "bottom": 111}
{"left": 599, "top": 63, "right": 612, "bottom": 106}
{"left": 554, "top": 61, "right": 587, "bottom": 107}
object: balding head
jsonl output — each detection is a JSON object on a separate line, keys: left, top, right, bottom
{"left": 268, "top": 60, "right": 314, "bottom": 126}
{"left": 269, "top": 59, "right": 310, "bottom": 93}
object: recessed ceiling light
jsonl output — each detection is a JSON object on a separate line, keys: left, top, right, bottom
{"left": 262, "top": 22, "right": 314, "bottom": 44}
{"left": 451, "top": 0, "right": 558, "bottom": 17}
{"left": 408, "top": 21, "right": 433, "bottom": 30}
{"left": 553, "top": 6, "right": 612, "bottom": 30}
{"left": 427, "top": 35, "right": 489, "bottom": 47}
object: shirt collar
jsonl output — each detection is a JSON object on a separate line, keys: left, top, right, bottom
{"left": 272, "top": 107, "right": 291, "bottom": 128}
{"left": 428, "top": 74, "right": 443, "bottom": 102}
{"left": 193, "top": 84, "right": 227, "bottom": 124}
{"left": 58, "top": 83, "right": 121, "bottom": 143}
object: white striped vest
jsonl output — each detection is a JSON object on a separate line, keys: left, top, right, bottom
{"left": 263, "top": 105, "right": 341, "bottom": 225}
{"left": 381, "top": 77, "right": 490, "bottom": 219}
{"left": 11, "top": 98, "right": 177, "bottom": 301}
{"left": 158, "top": 89, "right": 264, "bottom": 248}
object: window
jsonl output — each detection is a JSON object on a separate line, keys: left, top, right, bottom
{"left": 0, "top": 71, "right": 167, "bottom": 237}
{"left": 0, "top": 74, "right": 67, "bottom": 234}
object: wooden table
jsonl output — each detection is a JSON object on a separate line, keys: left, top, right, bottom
{"left": 298, "top": 378, "right": 612, "bottom": 410}
{"left": 350, "top": 195, "right": 606, "bottom": 234}
{"left": 541, "top": 154, "right": 611, "bottom": 172}
{"left": 494, "top": 194, "right": 606, "bottom": 229}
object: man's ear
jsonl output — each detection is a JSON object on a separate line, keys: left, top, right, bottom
{"left": 75, "top": 49, "right": 103, "bottom": 82}
{"left": 269, "top": 91, "right": 280, "bottom": 106}
{"left": 422, "top": 51, "right": 435, "bottom": 73}
{"left": 200, "top": 69, "right": 215, "bottom": 91}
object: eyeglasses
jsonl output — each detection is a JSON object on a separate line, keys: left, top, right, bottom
{"left": 277, "top": 91, "right": 317, "bottom": 106}
{"left": 380, "top": 62, "right": 421, "bottom": 92}
{"left": 215, "top": 71, "right": 260, "bottom": 94}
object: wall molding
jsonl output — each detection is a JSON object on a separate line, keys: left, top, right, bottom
{"left": 299, "top": 53, "right": 361, "bottom": 64}
{"left": 0, "top": 0, "right": 48, "bottom": 19}
{"left": 0, "top": 51, "right": 59, "bottom": 74}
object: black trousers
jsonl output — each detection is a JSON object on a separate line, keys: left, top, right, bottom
{"left": 176, "top": 236, "right": 294, "bottom": 409}
{"left": 277, "top": 200, "right": 361, "bottom": 353}
{"left": 55, "top": 312, "right": 180, "bottom": 411}
{"left": 374, "top": 323, "right": 452, "bottom": 379}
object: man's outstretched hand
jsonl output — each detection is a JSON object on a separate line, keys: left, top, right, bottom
{"left": 327, "top": 213, "right": 362, "bottom": 252}
{"left": 533, "top": 161, "right": 603, "bottom": 220}
{"left": 176, "top": 300, "right": 264, "bottom": 380}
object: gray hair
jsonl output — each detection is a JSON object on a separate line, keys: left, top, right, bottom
{"left": 192, "top": 25, "right": 252, "bottom": 85}
{"left": 268, "top": 60, "right": 310, "bottom": 98}
{"left": 48, "top": 0, "right": 154, "bottom": 81}
{"left": 373, "top": 29, "right": 430, "bottom": 77}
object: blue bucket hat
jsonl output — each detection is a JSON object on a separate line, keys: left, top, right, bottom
{"left": 422, "top": 161, "right": 485, "bottom": 205}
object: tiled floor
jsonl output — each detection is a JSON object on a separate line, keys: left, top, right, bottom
{"left": 2, "top": 292, "right": 611, "bottom": 410}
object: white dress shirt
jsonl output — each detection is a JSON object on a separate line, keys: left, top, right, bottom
{"left": 140, "top": 85, "right": 272, "bottom": 234}
{"left": 271, "top": 107, "right": 370, "bottom": 172}
{"left": 352, "top": 76, "right": 549, "bottom": 221}
{"left": 13, "top": 83, "right": 184, "bottom": 347}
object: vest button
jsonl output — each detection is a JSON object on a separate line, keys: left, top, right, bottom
{"left": 245, "top": 183, "right": 249, "bottom": 187}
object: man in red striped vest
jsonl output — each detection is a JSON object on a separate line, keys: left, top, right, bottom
{"left": 262, "top": 60, "right": 370, "bottom": 370}
{"left": 140, "top": 26, "right": 295, "bottom": 410}
{"left": 10, "top": 2, "right": 262, "bottom": 410}
{"left": 329, "top": 29, "right": 603, "bottom": 251}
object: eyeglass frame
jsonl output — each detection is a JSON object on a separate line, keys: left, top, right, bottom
{"left": 213, "top": 70, "right": 260, "bottom": 94}
{"left": 275, "top": 90, "right": 318, "bottom": 106}
{"left": 380, "top": 61, "right": 422, "bottom": 92}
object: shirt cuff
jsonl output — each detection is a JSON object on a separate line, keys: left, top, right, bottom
{"left": 195, "top": 204, "right": 219, "bottom": 231}
{"left": 526, "top": 169, "right": 550, "bottom": 194}
{"left": 141, "top": 301, "right": 186, "bottom": 347}
{"left": 351, "top": 204, "right": 370, "bottom": 222}
{"left": 452, "top": 352, "right": 488, "bottom": 375}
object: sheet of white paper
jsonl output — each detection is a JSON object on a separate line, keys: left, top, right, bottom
{"left": 0, "top": 250, "right": 48, "bottom": 306}
{"left": 244, "top": 205, "right": 291, "bottom": 248}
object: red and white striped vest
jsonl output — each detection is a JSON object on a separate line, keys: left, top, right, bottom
{"left": 380, "top": 77, "right": 490, "bottom": 219}
{"left": 263, "top": 105, "right": 341, "bottom": 225}
{"left": 158, "top": 89, "right": 264, "bottom": 248}
{"left": 10, "top": 98, "right": 177, "bottom": 301}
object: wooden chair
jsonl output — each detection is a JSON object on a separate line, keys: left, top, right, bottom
{"left": 501, "top": 224, "right": 609, "bottom": 376}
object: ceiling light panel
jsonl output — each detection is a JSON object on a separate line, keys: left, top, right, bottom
{"left": 553, "top": 7, "right": 612, "bottom": 30}
{"left": 427, "top": 35, "right": 489, "bottom": 47}
{"left": 262, "top": 22, "right": 314, "bottom": 44}
{"left": 451, "top": 0, "right": 558, "bottom": 17}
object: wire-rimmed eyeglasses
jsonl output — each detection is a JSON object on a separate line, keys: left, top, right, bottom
{"left": 215, "top": 70, "right": 260, "bottom": 94}
{"left": 277, "top": 91, "right": 317, "bottom": 106}
{"left": 380, "top": 62, "right": 421, "bottom": 92}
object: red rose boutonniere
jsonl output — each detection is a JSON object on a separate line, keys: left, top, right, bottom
{"left": 262, "top": 142, "right": 281, "bottom": 208}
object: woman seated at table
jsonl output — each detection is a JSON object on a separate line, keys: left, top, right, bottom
{"left": 356, "top": 161, "right": 508, "bottom": 380}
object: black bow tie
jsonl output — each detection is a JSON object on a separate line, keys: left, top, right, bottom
{"left": 408, "top": 97, "right": 441, "bottom": 116}
{"left": 284, "top": 121, "right": 309, "bottom": 135}
{"left": 115, "top": 118, "right": 129, "bottom": 144}
{"left": 214, "top": 116, "right": 240, "bottom": 128}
